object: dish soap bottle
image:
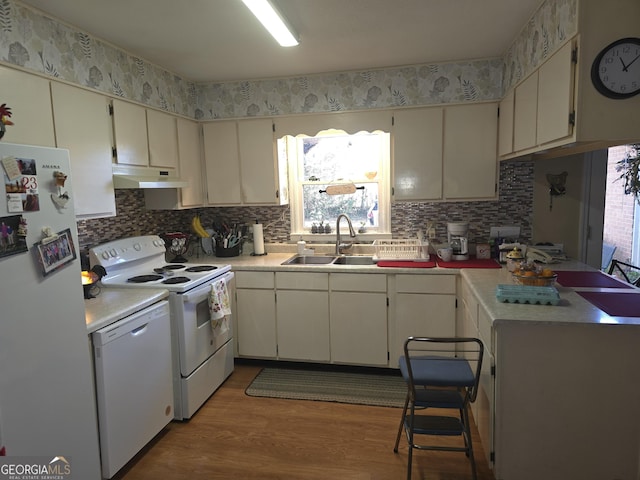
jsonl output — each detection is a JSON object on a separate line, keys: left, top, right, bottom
{"left": 297, "top": 236, "right": 306, "bottom": 255}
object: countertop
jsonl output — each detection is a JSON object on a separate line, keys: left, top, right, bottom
{"left": 85, "top": 287, "right": 169, "bottom": 334}
{"left": 461, "top": 266, "right": 640, "bottom": 326}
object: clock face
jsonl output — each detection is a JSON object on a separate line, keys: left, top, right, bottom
{"left": 591, "top": 37, "right": 640, "bottom": 99}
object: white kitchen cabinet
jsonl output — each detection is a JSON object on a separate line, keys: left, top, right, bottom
{"left": 497, "top": 90, "right": 515, "bottom": 157}
{"left": 0, "top": 66, "right": 55, "bottom": 147}
{"left": 203, "top": 118, "right": 287, "bottom": 206}
{"left": 443, "top": 103, "right": 498, "bottom": 199}
{"left": 275, "top": 272, "right": 329, "bottom": 362}
{"left": 391, "top": 274, "right": 456, "bottom": 366}
{"left": 144, "top": 118, "right": 205, "bottom": 209}
{"left": 392, "top": 103, "right": 497, "bottom": 201}
{"left": 536, "top": 40, "right": 575, "bottom": 146}
{"left": 505, "top": 39, "right": 577, "bottom": 158}
{"left": 146, "top": 108, "right": 178, "bottom": 169}
{"left": 329, "top": 273, "right": 388, "bottom": 366}
{"left": 111, "top": 99, "right": 149, "bottom": 166}
{"left": 50, "top": 82, "right": 116, "bottom": 219}
{"left": 392, "top": 107, "right": 443, "bottom": 200}
{"left": 513, "top": 71, "right": 539, "bottom": 152}
{"left": 203, "top": 121, "right": 242, "bottom": 204}
{"left": 235, "top": 271, "right": 277, "bottom": 358}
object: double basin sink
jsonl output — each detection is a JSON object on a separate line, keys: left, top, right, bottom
{"left": 281, "top": 254, "right": 375, "bottom": 266}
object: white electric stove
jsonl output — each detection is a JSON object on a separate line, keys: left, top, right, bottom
{"left": 89, "top": 235, "right": 235, "bottom": 420}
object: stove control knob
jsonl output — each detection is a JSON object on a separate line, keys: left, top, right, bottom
{"left": 109, "top": 248, "right": 117, "bottom": 257}
{"left": 102, "top": 251, "right": 109, "bottom": 260}
{"left": 134, "top": 243, "right": 141, "bottom": 251}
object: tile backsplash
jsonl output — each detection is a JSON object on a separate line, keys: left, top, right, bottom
{"left": 77, "top": 159, "right": 533, "bottom": 254}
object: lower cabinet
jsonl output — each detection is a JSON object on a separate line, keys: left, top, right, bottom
{"left": 235, "top": 271, "right": 277, "bottom": 358}
{"left": 329, "top": 273, "right": 388, "bottom": 366}
{"left": 275, "top": 272, "right": 330, "bottom": 362}
{"left": 391, "top": 274, "right": 457, "bottom": 366}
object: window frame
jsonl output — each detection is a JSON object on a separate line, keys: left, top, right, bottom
{"left": 282, "top": 128, "right": 391, "bottom": 241}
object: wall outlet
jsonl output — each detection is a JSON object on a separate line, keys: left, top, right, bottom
{"left": 427, "top": 227, "right": 436, "bottom": 239}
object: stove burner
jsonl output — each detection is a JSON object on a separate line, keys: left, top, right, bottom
{"left": 162, "top": 276, "right": 191, "bottom": 284}
{"left": 162, "top": 264, "right": 186, "bottom": 270}
{"left": 128, "top": 274, "right": 163, "bottom": 283}
{"left": 185, "top": 265, "right": 218, "bottom": 272}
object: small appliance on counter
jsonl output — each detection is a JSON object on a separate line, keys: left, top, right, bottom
{"left": 447, "top": 222, "right": 469, "bottom": 261}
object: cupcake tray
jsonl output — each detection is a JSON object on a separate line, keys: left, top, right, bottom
{"left": 496, "top": 284, "right": 561, "bottom": 305}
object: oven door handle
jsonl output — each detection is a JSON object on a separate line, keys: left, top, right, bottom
{"left": 181, "top": 272, "right": 234, "bottom": 304}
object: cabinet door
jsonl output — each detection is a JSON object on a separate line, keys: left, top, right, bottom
{"left": 443, "top": 103, "right": 498, "bottom": 199}
{"left": 51, "top": 83, "right": 115, "bottom": 219}
{"left": 276, "top": 290, "right": 330, "bottom": 361}
{"left": 147, "top": 109, "right": 178, "bottom": 169}
{"left": 330, "top": 291, "right": 388, "bottom": 366}
{"left": 537, "top": 41, "right": 575, "bottom": 146}
{"left": 392, "top": 108, "right": 443, "bottom": 200}
{"left": 394, "top": 293, "right": 456, "bottom": 366}
{"left": 203, "top": 121, "right": 241, "bottom": 205}
{"left": 238, "top": 119, "right": 282, "bottom": 204}
{"left": 112, "top": 99, "right": 149, "bottom": 166}
{"left": 0, "top": 66, "right": 55, "bottom": 147}
{"left": 498, "top": 90, "right": 515, "bottom": 157}
{"left": 513, "top": 72, "right": 538, "bottom": 152}
{"left": 236, "top": 288, "right": 277, "bottom": 358}
{"left": 176, "top": 118, "right": 204, "bottom": 207}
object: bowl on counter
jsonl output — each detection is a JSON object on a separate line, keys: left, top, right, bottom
{"left": 512, "top": 272, "right": 558, "bottom": 287}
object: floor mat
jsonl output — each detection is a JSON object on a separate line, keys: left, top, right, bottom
{"left": 245, "top": 367, "right": 407, "bottom": 407}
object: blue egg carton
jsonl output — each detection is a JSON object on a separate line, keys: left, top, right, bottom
{"left": 496, "top": 284, "right": 561, "bottom": 305}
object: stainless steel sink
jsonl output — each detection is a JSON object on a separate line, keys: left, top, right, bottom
{"left": 331, "top": 255, "right": 375, "bottom": 265}
{"left": 281, "top": 254, "right": 375, "bottom": 266}
{"left": 281, "top": 255, "right": 337, "bottom": 265}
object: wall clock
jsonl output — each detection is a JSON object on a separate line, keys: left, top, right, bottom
{"left": 591, "top": 37, "right": 640, "bottom": 99}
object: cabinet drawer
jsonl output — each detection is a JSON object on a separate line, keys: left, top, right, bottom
{"left": 235, "top": 271, "right": 274, "bottom": 289}
{"left": 276, "top": 272, "right": 328, "bottom": 290}
{"left": 396, "top": 274, "right": 456, "bottom": 294}
{"left": 330, "top": 273, "right": 387, "bottom": 292}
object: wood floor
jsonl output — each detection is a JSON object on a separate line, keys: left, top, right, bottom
{"left": 114, "top": 363, "right": 496, "bottom": 480}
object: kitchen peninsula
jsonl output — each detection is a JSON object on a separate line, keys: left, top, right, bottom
{"left": 219, "top": 251, "right": 640, "bottom": 480}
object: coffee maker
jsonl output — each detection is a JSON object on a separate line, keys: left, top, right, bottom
{"left": 447, "top": 222, "right": 469, "bottom": 261}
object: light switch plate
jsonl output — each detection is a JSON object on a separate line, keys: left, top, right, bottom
{"left": 490, "top": 226, "right": 521, "bottom": 238}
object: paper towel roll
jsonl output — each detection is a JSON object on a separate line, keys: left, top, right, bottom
{"left": 252, "top": 223, "right": 265, "bottom": 255}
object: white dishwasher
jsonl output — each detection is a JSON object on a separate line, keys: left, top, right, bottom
{"left": 92, "top": 300, "right": 174, "bottom": 479}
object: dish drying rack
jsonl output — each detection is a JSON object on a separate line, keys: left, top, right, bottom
{"left": 372, "top": 239, "right": 430, "bottom": 262}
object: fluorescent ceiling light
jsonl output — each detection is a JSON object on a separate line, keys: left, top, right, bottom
{"left": 242, "top": 0, "right": 299, "bottom": 47}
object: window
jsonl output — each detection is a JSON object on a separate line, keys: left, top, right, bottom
{"left": 281, "top": 129, "right": 390, "bottom": 239}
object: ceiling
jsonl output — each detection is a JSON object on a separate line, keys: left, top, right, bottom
{"left": 19, "top": 0, "right": 544, "bottom": 83}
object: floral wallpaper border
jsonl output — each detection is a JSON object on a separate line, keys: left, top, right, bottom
{"left": 2, "top": 0, "right": 575, "bottom": 120}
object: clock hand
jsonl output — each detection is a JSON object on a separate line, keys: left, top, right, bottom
{"left": 620, "top": 57, "right": 628, "bottom": 70}
{"left": 623, "top": 54, "right": 640, "bottom": 71}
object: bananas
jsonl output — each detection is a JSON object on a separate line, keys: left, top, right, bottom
{"left": 191, "top": 215, "right": 210, "bottom": 238}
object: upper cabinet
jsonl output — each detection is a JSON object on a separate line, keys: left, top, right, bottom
{"left": 504, "top": 40, "right": 576, "bottom": 158}
{"left": 443, "top": 103, "right": 498, "bottom": 199}
{"left": 51, "top": 83, "right": 116, "bottom": 219}
{"left": 497, "top": 90, "right": 514, "bottom": 157}
{"left": 0, "top": 66, "right": 55, "bottom": 147}
{"left": 392, "top": 107, "right": 443, "bottom": 200}
{"left": 144, "top": 118, "right": 205, "bottom": 210}
{"left": 111, "top": 99, "right": 149, "bottom": 166}
{"left": 203, "top": 118, "right": 288, "bottom": 206}
{"left": 147, "top": 109, "right": 178, "bottom": 169}
{"left": 393, "top": 102, "right": 498, "bottom": 201}
{"left": 111, "top": 99, "right": 178, "bottom": 169}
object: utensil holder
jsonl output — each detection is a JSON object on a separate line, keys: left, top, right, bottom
{"left": 215, "top": 242, "right": 240, "bottom": 257}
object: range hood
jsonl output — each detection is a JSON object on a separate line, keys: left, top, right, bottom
{"left": 112, "top": 164, "right": 189, "bottom": 189}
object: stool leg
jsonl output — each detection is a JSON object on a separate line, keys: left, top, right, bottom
{"left": 394, "top": 393, "right": 409, "bottom": 453}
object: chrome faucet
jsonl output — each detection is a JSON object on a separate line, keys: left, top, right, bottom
{"left": 335, "top": 214, "right": 356, "bottom": 255}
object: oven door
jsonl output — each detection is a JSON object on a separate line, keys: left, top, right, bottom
{"left": 174, "top": 271, "right": 234, "bottom": 376}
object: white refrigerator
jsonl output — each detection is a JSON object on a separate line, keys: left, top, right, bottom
{"left": 0, "top": 143, "right": 101, "bottom": 478}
